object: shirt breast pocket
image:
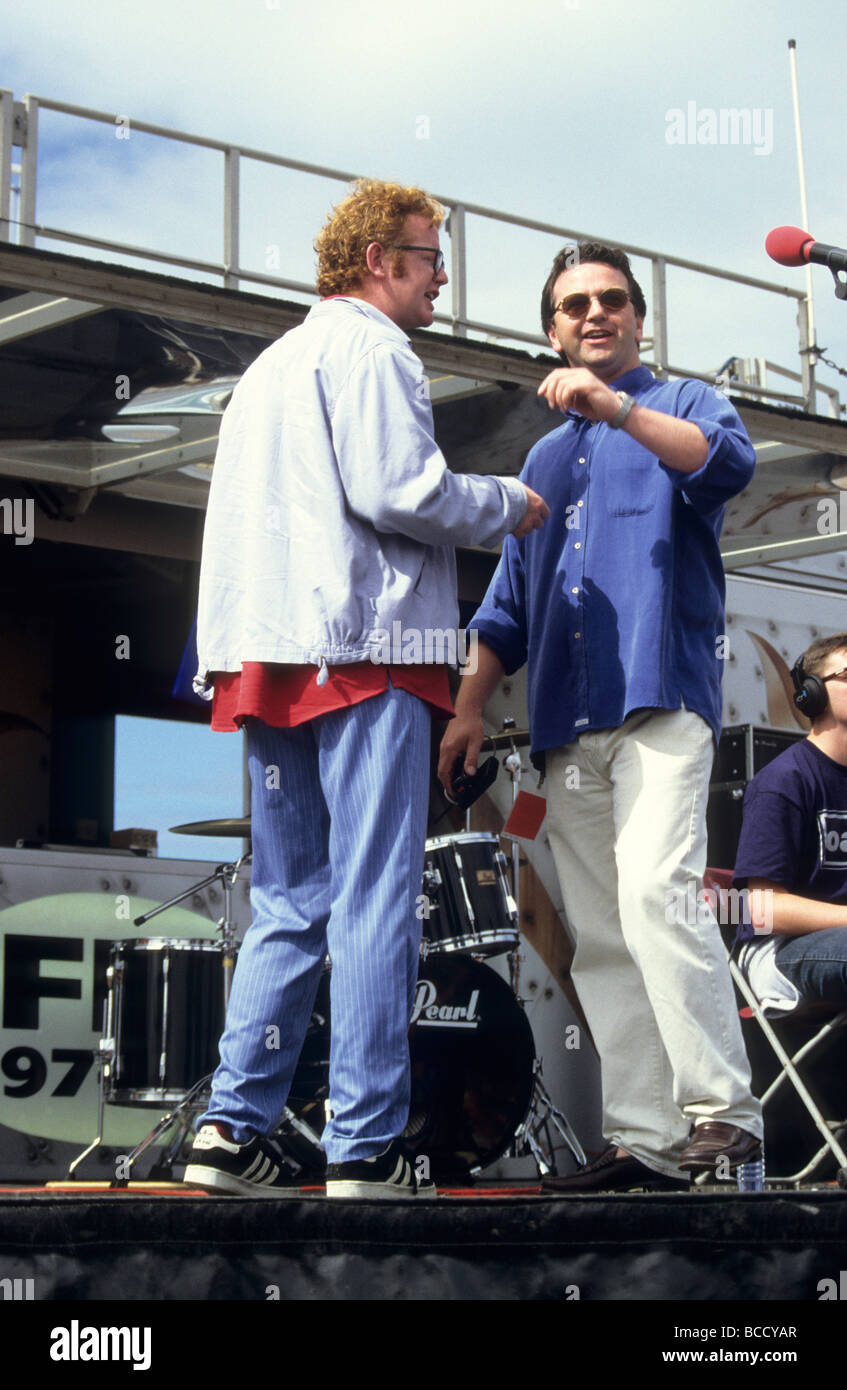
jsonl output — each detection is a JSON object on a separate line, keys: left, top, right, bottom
{"left": 606, "top": 463, "right": 658, "bottom": 517}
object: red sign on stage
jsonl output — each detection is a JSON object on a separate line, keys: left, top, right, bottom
{"left": 502, "top": 791, "right": 547, "bottom": 841}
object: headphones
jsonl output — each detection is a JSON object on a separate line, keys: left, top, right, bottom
{"left": 791, "top": 655, "right": 828, "bottom": 720}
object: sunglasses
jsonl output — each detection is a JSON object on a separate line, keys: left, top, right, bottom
{"left": 553, "top": 288, "right": 631, "bottom": 319}
{"left": 393, "top": 245, "right": 445, "bottom": 274}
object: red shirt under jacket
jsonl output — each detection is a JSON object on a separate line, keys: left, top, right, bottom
{"left": 211, "top": 662, "right": 454, "bottom": 731}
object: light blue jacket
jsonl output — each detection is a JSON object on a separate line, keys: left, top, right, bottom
{"left": 195, "top": 297, "right": 527, "bottom": 693}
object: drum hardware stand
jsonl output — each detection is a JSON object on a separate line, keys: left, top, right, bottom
{"left": 501, "top": 716, "right": 524, "bottom": 999}
{"left": 69, "top": 858, "right": 249, "bottom": 1180}
{"left": 68, "top": 1002, "right": 213, "bottom": 1183}
{"left": 511, "top": 1059, "right": 587, "bottom": 1176}
{"left": 133, "top": 854, "right": 250, "bottom": 1008}
{"left": 68, "top": 997, "right": 116, "bottom": 1178}
{"left": 497, "top": 718, "right": 588, "bottom": 1179}
{"left": 420, "top": 863, "right": 443, "bottom": 958}
{"left": 270, "top": 1106, "right": 327, "bottom": 1178}
{"left": 110, "top": 1075, "right": 214, "bottom": 1185}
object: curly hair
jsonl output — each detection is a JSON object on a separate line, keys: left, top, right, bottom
{"left": 315, "top": 178, "right": 444, "bottom": 297}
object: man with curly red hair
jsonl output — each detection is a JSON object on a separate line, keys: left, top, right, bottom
{"left": 314, "top": 178, "right": 444, "bottom": 299}
{"left": 187, "top": 178, "right": 548, "bottom": 1199}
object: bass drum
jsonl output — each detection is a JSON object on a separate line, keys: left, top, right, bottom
{"left": 286, "top": 954, "right": 536, "bottom": 1182}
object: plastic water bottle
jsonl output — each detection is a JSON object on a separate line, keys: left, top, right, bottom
{"left": 737, "top": 1142, "right": 765, "bottom": 1192}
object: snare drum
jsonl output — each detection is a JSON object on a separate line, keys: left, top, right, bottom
{"left": 421, "top": 831, "right": 519, "bottom": 956}
{"left": 106, "top": 938, "right": 235, "bottom": 1105}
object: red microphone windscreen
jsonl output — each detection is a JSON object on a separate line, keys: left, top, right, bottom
{"left": 765, "top": 225, "right": 814, "bottom": 267}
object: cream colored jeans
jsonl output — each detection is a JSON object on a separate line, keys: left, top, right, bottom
{"left": 546, "top": 708, "right": 762, "bottom": 1177}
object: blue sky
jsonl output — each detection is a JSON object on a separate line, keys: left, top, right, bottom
{"left": 5, "top": 0, "right": 847, "bottom": 855}
{"left": 114, "top": 716, "right": 246, "bottom": 863}
{"left": 6, "top": 0, "right": 847, "bottom": 372}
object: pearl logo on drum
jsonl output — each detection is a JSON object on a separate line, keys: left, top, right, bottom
{"left": 411, "top": 978, "right": 481, "bottom": 1029}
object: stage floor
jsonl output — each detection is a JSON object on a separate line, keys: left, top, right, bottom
{"left": 2, "top": 1179, "right": 847, "bottom": 1303}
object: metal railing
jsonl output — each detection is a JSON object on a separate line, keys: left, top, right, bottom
{"left": 0, "top": 88, "right": 832, "bottom": 416}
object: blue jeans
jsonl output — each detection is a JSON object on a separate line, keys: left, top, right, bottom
{"left": 774, "top": 928, "right": 847, "bottom": 1006}
{"left": 201, "top": 681, "right": 431, "bottom": 1162}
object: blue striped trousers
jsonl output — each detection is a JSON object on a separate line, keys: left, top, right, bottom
{"left": 201, "top": 681, "right": 431, "bottom": 1163}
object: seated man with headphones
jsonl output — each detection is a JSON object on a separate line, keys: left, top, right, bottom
{"left": 732, "top": 634, "right": 847, "bottom": 1016}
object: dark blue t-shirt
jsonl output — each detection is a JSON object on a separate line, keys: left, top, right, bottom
{"left": 733, "top": 738, "right": 847, "bottom": 904}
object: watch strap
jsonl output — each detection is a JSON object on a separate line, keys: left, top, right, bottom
{"left": 609, "top": 391, "right": 635, "bottom": 429}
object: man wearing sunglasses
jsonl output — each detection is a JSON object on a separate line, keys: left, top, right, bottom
{"left": 733, "top": 635, "right": 847, "bottom": 1015}
{"left": 439, "top": 241, "right": 763, "bottom": 1191}
{"left": 188, "top": 179, "right": 548, "bottom": 1199}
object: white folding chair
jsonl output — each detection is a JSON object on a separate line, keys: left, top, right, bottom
{"left": 704, "top": 867, "right": 847, "bottom": 1189}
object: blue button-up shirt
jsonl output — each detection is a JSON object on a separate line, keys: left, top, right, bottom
{"left": 468, "top": 365, "right": 755, "bottom": 760}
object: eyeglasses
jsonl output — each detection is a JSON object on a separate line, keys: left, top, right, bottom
{"left": 823, "top": 666, "right": 847, "bottom": 683}
{"left": 553, "top": 288, "right": 631, "bottom": 319}
{"left": 393, "top": 245, "right": 445, "bottom": 274}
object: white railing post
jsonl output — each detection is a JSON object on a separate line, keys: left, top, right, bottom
{"left": 651, "top": 255, "right": 668, "bottom": 379}
{"left": 18, "top": 94, "right": 38, "bottom": 247}
{"left": 798, "top": 293, "right": 816, "bottom": 413}
{"left": 223, "top": 147, "right": 240, "bottom": 289}
{"left": 0, "top": 89, "right": 14, "bottom": 243}
{"left": 4, "top": 95, "right": 817, "bottom": 408}
{"left": 448, "top": 202, "right": 467, "bottom": 337}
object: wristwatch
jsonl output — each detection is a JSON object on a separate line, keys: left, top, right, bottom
{"left": 609, "top": 391, "right": 635, "bottom": 429}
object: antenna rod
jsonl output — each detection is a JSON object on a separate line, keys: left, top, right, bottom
{"left": 788, "top": 38, "right": 816, "bottom": 363}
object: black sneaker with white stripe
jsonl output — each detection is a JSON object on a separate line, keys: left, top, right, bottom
{"left": 184, "top": 1123, "right": 301, "bottom": 1196}
{"left": 325, "top": 1139, "right": 436, "bottom": 1200}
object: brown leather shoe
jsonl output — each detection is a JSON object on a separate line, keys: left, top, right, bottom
{"left": 678, "top": 1122, "right": 762, "bottom": 1173}
{"left": 541, "top": 1144, "right": 688, "bottom": 1194}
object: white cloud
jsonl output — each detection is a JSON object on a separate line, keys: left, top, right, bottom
{"left": 4, "top": 0, "right": 846, "bottom": 391}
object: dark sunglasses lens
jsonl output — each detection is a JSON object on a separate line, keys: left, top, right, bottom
{"left": 560, "top": 295, "right": 590, "bottom": 318}
{"left": 558, "top": 289, "right": 630, "bottom": 318}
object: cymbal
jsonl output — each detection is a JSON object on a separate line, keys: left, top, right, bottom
{"left": 170, "top": 816, "right": 251, "bottom": 837}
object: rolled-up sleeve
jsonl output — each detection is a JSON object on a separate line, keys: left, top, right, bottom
{"left": 659, "top": 381, "right": 756, "bottom": 515}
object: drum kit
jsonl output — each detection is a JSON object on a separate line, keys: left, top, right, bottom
{"left": 70, "top": 734, "right": 586, "bottom": 1186}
